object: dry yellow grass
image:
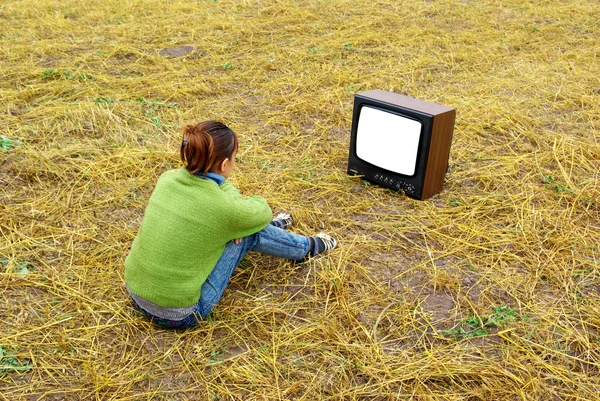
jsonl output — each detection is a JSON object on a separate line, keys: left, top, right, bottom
{"left": 1, "top": 0, "right": 599, "bottom": 399}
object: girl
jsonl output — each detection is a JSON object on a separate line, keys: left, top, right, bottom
{"left": 124, "top": 121, "right": 337, "bottom": 329}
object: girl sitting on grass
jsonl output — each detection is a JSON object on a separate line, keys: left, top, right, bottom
{"left": 124, "top": 120, "right": 337, "bottom": 329}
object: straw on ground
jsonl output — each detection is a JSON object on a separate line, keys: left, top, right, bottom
{"left": 1, "top": 0, "right": 599, "bottom": 399}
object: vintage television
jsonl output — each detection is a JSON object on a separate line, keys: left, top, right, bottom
{"left": 347, "top": 90, "right": 456, "bottom": 200}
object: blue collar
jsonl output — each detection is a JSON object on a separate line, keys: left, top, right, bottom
{"left": 194, "top": 171, "right": 225, "bottom": 186}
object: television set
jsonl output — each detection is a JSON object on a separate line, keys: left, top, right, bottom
{"left": 347, "top": 90, "right": 456, "bottom": 200}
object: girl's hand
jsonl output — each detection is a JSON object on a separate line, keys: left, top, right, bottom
{"left": 233, "top": 238, "right": 242, "bottom": 244}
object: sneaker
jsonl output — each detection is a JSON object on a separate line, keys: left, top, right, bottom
{"left": 316, "top": 233, "right": 337, "bottom": 252}
{"left": 271, "top": 212, "right": 294, "bottom": 230}
{"left": 307, "top": 233, "right": 337, "bottom": 258}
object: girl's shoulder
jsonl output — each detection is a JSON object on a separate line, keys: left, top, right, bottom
{"left": 157, "top": 169, "right": 223, "bottom": 193}
{"left": 158, "top": 168, "right": 195, "bottom": 182}
{"left": 161, "top": 168, "right": 185, "bottom": 177}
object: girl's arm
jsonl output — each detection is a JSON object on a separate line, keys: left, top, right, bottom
{"left": 220, "top": 182, "right": 273, "bottom": 240}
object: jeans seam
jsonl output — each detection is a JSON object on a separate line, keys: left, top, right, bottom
{"left": 201, "top": 281, "right": 221, "bottom": 313}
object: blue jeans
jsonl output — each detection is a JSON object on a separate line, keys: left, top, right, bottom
{"left": 132, "top": 223, "right": 309, "bottom": 329}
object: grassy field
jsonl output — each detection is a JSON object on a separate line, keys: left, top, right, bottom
{"left": 1, "top": 0, "right": 599, "bottom": 399}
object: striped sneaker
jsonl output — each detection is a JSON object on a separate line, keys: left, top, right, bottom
{"left": 307, "top": 233, "right": 337, "bottom": 257}
{"left": 270, "top": 212, "right": 294, "bottom": 230}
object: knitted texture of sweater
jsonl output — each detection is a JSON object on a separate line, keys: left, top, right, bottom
{"left": 124, "top": 169, "right": 272, "bottom": 307}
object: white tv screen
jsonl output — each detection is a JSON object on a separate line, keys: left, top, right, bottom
{"left": 355, "top": 106, "right": 422, "bottom": 176}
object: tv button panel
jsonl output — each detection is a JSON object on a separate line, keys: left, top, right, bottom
{"left": 374, "top": 174, "right": 415, "bottom": 195}
{"left": 396, "top": 180, "right": 416, "bottom": 195}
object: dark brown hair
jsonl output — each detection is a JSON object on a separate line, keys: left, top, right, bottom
{"left": 180, "top": 121, "right": 238, "bottom": 175}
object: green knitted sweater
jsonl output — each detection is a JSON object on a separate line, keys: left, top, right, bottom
{"left": 124, "top": 169, "right": 272, "bottom": 307}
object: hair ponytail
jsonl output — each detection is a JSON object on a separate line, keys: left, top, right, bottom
{"left": 180, "top": 121, "right": 238, "bottom": 175}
